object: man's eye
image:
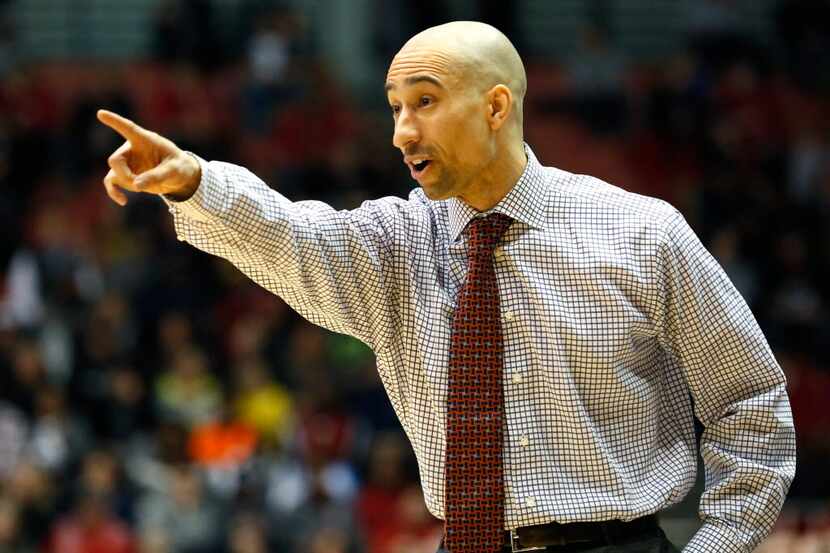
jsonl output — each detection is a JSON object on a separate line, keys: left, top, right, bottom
{"left": 419, "top": 96, "right": 432, "bottom": 107}
{"left": 391, "top": 105, "right": 401, "bottom": 115}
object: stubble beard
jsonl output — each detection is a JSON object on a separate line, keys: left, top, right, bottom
{"left": 420, "top": 166, "right": 459, "bottom": 201}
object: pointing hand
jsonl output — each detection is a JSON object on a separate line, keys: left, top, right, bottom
{"left": 97, "top": 110, "right": 201, "bottom": 206}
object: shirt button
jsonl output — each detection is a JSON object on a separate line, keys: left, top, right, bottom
{"left": 511, "top": 373, "right": 523, "bottom": 384}
{"left": 519, "top": 435, "right": 529, "bottom": 447}
{"left": 504, "top": 311, "right": 515, "bottom": 322}
{"left": 494, "top": 247, "right": 505, "bottom": 261}
{"left": 526, "top": 496, "right": 537, "bottom": 507}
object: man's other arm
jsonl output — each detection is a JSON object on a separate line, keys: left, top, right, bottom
{"left": 655, "top": 209, "right": 796, "bottom": 553}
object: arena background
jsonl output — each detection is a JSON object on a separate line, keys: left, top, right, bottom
{"left": 0, "top": 0, "right": 828, "bottom": 551}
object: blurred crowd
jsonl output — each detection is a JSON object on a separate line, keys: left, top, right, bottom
{"left": 0, "top": 0, "right": 829, "bottom": 551}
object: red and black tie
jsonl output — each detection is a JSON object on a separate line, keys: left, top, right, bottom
{"left": 445, "top": 213, "right": 513, "bottom": 553}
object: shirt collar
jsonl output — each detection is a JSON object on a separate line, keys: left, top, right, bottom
{"left": 447, "top": 143, "right": 549, "bottom": 241}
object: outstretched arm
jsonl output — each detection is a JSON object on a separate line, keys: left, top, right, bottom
{"left": 97, "top": 110, "right": 403, "bottom": 351}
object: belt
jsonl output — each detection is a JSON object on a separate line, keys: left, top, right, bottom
{"left": 441, "top": 515, "right": 659, "bottom": 552}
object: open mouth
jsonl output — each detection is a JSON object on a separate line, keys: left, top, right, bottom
{"left": 409, "top": 159, "right": 432, "bottom": 179}
{"left": 413, "top": 160, "right": 431, "bottom": 173}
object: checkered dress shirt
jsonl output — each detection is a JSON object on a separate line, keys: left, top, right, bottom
{"left": 164, "top": 145, "right": 796, "bottom": 553}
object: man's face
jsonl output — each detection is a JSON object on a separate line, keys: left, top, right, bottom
{"left": 385, "top": 46, "right": 492, "bottom": 201}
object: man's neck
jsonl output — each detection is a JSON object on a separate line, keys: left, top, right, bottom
{"left": 461, "top": 143, "right": 528, "bottom": 212}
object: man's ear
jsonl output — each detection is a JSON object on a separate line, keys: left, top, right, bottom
{"left": 487, "top": 84, "right": 513, "bottom": 131}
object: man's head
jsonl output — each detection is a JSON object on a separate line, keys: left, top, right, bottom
{"left": 385, "top": 21, "right": 527, "bottom": 206}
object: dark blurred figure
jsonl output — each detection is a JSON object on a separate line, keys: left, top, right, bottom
{"left": 761, "top": 231, "right": 824, "bottom": 353}
{"left": 27, "top": 385, "right": 91, "bottom": 475}
{"left": 0, "top": 495, "right": 34, "bottom": 553}
{"left": 356, "top": 432, "right": 440, "bottom": 553}
{"left": 775, "top": 0, "right": 830, "bottom": 92}
{"left": 135, "top": 464, "right": 224, "bottom": 553}
{"left": 0, "top": 338, "right": 48, "bottom": 418}
{"left": 563, "top": 23, "right": 629, "bottom": 134}
{"left": 93, "top": 364, "right": 153, "bottom": 442}
{"left": 778, "top": 351, "right": 830, "bottom": 500}
{"left": 269, "top": 61, "right": 358, "bottom": 200}
{"left": 224, "top": 512, "right": 269, "bottom": 553}
{"left": 0, "top": 401, "right": 27, "bottom": 481}
{"left": 153, "top": 346, "right": 222, "bottom": 429}
{"left": 684, "top": 0, "right": 764, "bottom": 75}
{"left": 70, "top": 292, "right": 139, "bottom": 420}
{"left": 0, "top": 1, "right": 15, "bottom": 79}
{"left": 46, "top": 492, "right": 135, "bottom": 553}
{"left": 4, "top": 460, "right": 58, "bottom": 550}
{"left": 60, "top": 71, "right": 133, "bottom": 181}
{"left": 67, "top": 449, "right": 137, "bottom": 526}
{"left": 153, "top": 0, "right": 222, "bottom": 72}
{"left": 241, "top": 6, "right": 307, "bottom": 135}
{"left": 371, "top": 0, "right": 452, "bottom": 63}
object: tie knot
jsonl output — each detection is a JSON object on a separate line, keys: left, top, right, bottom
{"left": 467, "top": 213, "right": 513, "bottom": 254}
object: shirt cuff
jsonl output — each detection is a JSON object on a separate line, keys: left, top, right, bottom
{"left": 161, "top": 153, "right": 221, "bottom": 223}
{"left": 683, "top": 520, "right": 748, "bottom": 553}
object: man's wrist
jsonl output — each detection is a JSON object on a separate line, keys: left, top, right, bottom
{"left": 166, "top": 152, "right": 202, "bottom": 202}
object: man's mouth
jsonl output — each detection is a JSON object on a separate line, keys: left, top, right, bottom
{"left": 413, "top": 160, "right": 431, "bottom": 172}
{"left": 407, "top": 159, "right": 432, "bottom": 180}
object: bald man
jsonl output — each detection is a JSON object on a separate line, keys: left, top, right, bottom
{"left": 99, "top": 21, "right": 794, "bottom": 553}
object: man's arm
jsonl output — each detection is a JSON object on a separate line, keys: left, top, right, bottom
{"left": 162, "top": 155, "right": 401, "bottom": 350}
{"left": 655, "top": 209, "right": 796, "bottom": 553}
{"left": 97, "top": 109, "right": 401, "bottom": 351}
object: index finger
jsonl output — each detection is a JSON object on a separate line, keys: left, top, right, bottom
{"left": 97, "top": 109, "right": 149, "bottom": 143}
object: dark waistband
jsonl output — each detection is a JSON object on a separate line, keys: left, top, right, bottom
{"left": 507, "top": 514, "right": 659, "bottom": 548}
{"left": 441, "top": 514, "right": 659, "bottom": 549}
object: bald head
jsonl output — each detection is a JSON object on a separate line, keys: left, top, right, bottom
{"left": 389, "top": 21, "right": 527, "bottom": 129}
{"left": 385, "top": 21, "right": 529, "bottom": 208}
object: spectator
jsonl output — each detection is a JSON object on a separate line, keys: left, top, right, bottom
{"left": 563, "top": 24, "right": 629, "bottom": 133}
{"left": 25, "top": 386, "right": 90, "bottom": 474}
{"left": 4, "top": 460, "right": 58, "bottom": 549}
{"left": 71, "top": 449, "right": 136, "bottom": 526}
{"left": 242, "top": 7, "right": 306, "bottom": 134}
{"left": 231, "top": 356, "right": 294, "bottom": 448}
{"left": 46, "top": 492, "right": 135, "bottom": 553}
{"left": 225, "top": 512, "right": 268, "bottom": 553}
{"left": 0, "top": 402, "right": 27, "bottom": 480}
{"left": 154, "top": 346, "right": 222, "bottom": 429}
{"left": 357, "top": 432, "right": 426, "bottom": 553}
{"left": 135, "top": 464, "right": 223, "bottom": 553}
{"left": 0, "top": 495, "right": 33, "bottom": 553}
{"left": 152, "top": 0, "right": 220, "bottom": 72}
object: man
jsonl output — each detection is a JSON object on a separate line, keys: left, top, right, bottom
{"left": 98, "top": 21, "right": 795, "bottom": 553}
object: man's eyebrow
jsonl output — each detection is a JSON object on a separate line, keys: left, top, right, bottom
{"left": 384, "top": 75, "right": 446, "bottom": 92}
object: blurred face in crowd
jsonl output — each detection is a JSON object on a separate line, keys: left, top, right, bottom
{"left": 385, "top": 21, "right": 527, "bottom": 211}
{"left": 0, "top": 498, "right": 21, "bottom": 543}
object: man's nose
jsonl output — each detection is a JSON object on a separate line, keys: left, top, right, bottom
{"left": 392, "top": 108, "right": 419, "bottom": 150}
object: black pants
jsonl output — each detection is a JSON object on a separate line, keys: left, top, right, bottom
{"left": 436, "top": 526, "right": 681, "bottom": 553}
